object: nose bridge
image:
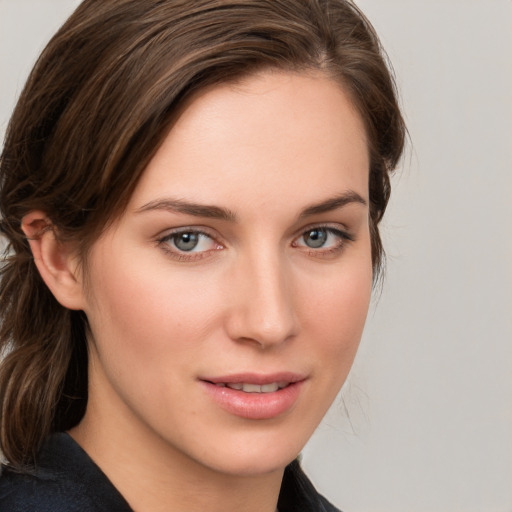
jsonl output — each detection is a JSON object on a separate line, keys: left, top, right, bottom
{"left": 227, "top": 241, "right": 298, "bottom": 347}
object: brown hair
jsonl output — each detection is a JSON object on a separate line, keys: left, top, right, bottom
{"left": 0, "top": 0, "right": 405, "bottom": 468}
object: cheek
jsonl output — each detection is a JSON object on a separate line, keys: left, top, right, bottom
{"left": 84, "top": 250, "right": 224, "bottom": 367}
{"left": 300, "top": 253, "right": 372, "bottom": 376}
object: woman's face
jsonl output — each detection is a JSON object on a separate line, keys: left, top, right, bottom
{"left": 78, "top": 70, "right": 372, "bottom": 476}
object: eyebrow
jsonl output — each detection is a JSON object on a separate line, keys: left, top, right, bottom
{"left": 136, "top": 198, "right": 238, "bottom": 222}
{"left": 299, "top": 191, "right": 367, "bottom": 218}
{"left": 136, "top": 190, "right": 366, "bottom": 222}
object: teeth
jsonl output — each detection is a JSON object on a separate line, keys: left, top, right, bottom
{"left": 241, "top": 383, "right": 263, "bottom": 393}
{"left": 260, "top": 383, "right": 279, "bottom": 392}
{"left": 222, "top": 382, "right": 289, "bottom": 393}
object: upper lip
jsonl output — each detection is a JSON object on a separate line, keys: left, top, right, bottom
{"left": 200, "top": 372, "right": 306, "bottom": 385}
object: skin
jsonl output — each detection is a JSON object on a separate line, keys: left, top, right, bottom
{"left": 25, "top": 70, "right": 372, "bottom": 512}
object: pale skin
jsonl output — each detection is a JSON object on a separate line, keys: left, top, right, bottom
{"left": 22, "top": 71, "right": 372, "bottom": 512}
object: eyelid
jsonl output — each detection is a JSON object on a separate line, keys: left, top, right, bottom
{"left": 157, "top": 224, "right": 215, "bottom": 237}
{"left": 292, "top": 222, "right": 354, "bottom": 241}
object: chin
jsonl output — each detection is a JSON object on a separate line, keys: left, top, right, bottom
{"left": 206, "top": 452, "right": 297, "bottom": 478}
{"left": 187, "top": 425, "right": 310, "bottom": 478}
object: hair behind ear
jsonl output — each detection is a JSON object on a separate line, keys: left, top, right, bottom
{"left": 0, "top": 236, "right": 88, "bottom": 468}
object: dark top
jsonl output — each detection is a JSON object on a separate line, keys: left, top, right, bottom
{"left": 0, "top": 433, "right": 341, "bottom": 512}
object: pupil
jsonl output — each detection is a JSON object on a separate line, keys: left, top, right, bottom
{"left": 305, "top": 229, "right": 327, "bottom": 248}
{"left": 175, "top": 232, "right": 199, "bottom": 251}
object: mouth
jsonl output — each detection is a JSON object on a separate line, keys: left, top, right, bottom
{"left": 200, "top": 373, "right": 306, "bottom": 419}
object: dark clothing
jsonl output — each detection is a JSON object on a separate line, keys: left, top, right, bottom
{"left": 0, "top": 433, "right": 340, "bottom": 511}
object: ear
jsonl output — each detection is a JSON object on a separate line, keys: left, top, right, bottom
{"left": 21, "top": 211, "right": 86, "bottom": 311}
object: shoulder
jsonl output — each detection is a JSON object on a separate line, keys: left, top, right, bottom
{"left": 316, "top": 493, "right": 342, "bottom": 512}
{"left": 0, "top": 433, "right": 132, "bottom": 512}
{"left": 279, "top": 459, "right": 342, "bottom": 512}
{"left": 0, "top": 464, "right": 96, "bottom": 512}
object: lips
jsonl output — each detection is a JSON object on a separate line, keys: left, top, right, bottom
{"left": 200, "top": 373, "right": 306, "bottom": 420}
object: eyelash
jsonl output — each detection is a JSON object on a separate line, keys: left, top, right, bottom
{"left": 157, "top": 224, "right": 354, "bottom": 262}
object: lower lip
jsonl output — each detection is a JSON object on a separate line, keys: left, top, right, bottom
{"left": 201, "top": 381, "right": 304, "bottom": 420}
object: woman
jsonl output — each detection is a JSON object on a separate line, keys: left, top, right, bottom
{"left": 0, "top": 1, "right": 405, "bottom": 511}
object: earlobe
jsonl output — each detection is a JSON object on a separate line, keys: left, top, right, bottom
{"left": 21, "top": 211, "right": 86, "bottom": 311}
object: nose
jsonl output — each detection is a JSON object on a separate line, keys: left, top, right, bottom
{"left": 224, "top": 248, "right": 299, "bottom": 349}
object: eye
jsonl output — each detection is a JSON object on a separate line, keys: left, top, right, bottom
{"left": 293, "top": 226, "right": 353, "bottom": 254}
{"left": 158, "top": 229, "right": 222, "bottom": 259}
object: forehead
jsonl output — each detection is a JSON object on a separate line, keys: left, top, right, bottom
{"left": 129, "top": 70, "right": 369, "bottom": 214}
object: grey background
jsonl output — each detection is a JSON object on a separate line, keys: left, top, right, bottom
{"left": 1, "top": 1, "right": 511, "bottom": 511}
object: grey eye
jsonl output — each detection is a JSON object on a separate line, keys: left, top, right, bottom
{"left": 303, "top": 228, "right": 328, "bottom": 248}
{"left": 173, "top": 232, "right": 199, "bottom": 251}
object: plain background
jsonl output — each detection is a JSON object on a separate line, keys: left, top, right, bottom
{"left": 1, "top": 1, "right": 511, "bottom": 511}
